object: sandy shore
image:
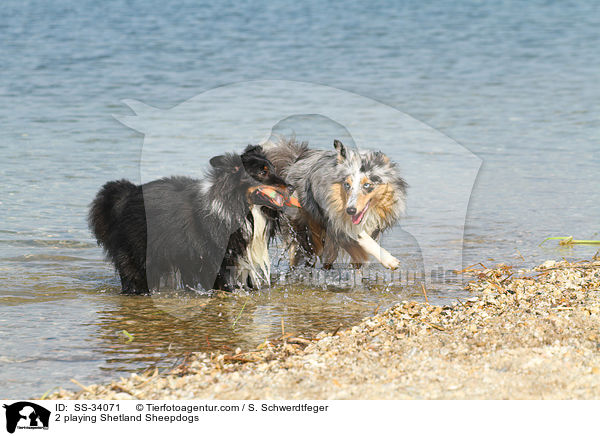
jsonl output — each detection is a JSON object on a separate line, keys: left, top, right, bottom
{"left": 46, "top": 258, "right": 600, "bottom": 400}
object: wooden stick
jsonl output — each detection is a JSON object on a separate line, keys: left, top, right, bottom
{"left": 421, "top": 283, "right": 429, "bottom": 304}
{"left": 454, "top": 262, "right": 487, "bottom": 274}
{"left": 287, "top": 337, "right": 311, "bottom": 346}
{"left": 537, "top": 264, "right": 599, "bottom": 272}
{"left": 136, "top": 373, "right": 159, "bottom": 388}
{"left": 456, "top": 298, "right": 467, "bottom": 308}
{"left": 223, "top": 355, "right": 257, "bottom": 363}
{"left": 422, "top": 320, "right": 446, "bottom": 331}
{"left": 70, "top": 378, "right": 93, "bottom": 393}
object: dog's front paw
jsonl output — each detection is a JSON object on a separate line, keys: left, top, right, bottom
{"left": 381, "top": 253, "right": 400, "bottom": 270}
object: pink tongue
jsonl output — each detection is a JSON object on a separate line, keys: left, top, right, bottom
{"left": 352, "top": 202, "right": 370, "bottom": 225}
{"left": 352, "top": 208, "right": 365, "bottom": 225}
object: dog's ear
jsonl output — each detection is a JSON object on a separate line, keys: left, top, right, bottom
{"left": 374, "top": 151, "right": 390, "bottom": 164}
{"left": 333, "top": 139, "right": 346, "bottom": 161}
{"left": 211, "top": 154, "right": 243, "bottom": 173}
{"left": 244, "top": 144, "right": 263, "bottom": 154}
{"left": 209, "top": 155, "right": 227, "bottom": 168}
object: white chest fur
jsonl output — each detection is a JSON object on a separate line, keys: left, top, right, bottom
{"left": 234, "top": 205, "right": 271, "bottom": 288}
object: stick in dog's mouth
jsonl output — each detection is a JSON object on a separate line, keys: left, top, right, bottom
{"left": 352, "top": 201, "right": 370, "bottom": 225}
{"left": 248, "top": 186, "right": 301, "bottom": 210}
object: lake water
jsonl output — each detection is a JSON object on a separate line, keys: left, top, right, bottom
{"left": 1, "top": 0, "right": 599, "bottom": 399}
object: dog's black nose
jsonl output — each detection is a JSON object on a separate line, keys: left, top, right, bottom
{"left": 346, "top": 207, "right": 357, "bottom": 215}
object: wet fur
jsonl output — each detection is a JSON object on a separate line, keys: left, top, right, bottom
{"left": 265, "top": 138, "right": 407, "bottom": 268}
{"left": 88, "top": 145, "right": 285, "bottom": 294}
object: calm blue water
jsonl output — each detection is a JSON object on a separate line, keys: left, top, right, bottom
{"left": 1, "top": 0, "right": 599, "bottom": 398}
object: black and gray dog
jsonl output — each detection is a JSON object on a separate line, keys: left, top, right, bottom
{"left": 89, "top": 145, "right": 290, "bottom": 294}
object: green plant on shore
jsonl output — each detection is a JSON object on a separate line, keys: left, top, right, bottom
{"left": 540, "top": 236, "right": 600, "bottom": 246}
{"left": 121, "top": 330, "right": 134, "bottom": 343}
{"left": 232, "top": 300, "right": 248, "bottom": 329}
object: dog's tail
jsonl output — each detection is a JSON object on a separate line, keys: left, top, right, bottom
{"left": 262, "top": 136, "right": 309, "bottom": 177}
{"left": 88, "top": 179, "right": 138, "bottom": 246}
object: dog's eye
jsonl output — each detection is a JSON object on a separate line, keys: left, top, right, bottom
{"left": 363, "top": 183, "right": 371, "bottom": 190}
{"left": 343, "top": 182, "right": 351, "bottom": 190}
{"left": 259, "top": 170, "right": 268, "bottom": 177}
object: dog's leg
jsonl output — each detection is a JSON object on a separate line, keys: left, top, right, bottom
{"left": 119, "top": 275, "right": 134, "bottom": 293}
{"left": 321, "top": 233, "right": 339, "bottom": 269}
{"left": 284, "top": 217, "right": 314, "bottom": 267}
{"left": 289, "top": 240, "right": 300, "bottom": 267}
{"left": 339, "top": 239, "right": 369, "bottom": 269}
{"left": 307, "top": 218, "right": 325, "bottom": 257}
{"left": 180, "top": 270, "right": 198, "bottom": 291}
{"left": 356, "top": 230, "right": 400, "bottom": 270}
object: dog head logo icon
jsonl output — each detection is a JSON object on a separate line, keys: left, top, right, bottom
{"left": 3, "top": 402, "right": 50, "bottom": 433}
